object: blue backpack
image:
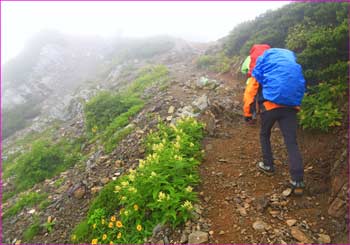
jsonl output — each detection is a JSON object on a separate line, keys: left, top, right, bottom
{"left": 252, "top": 48, "right": 305, "bottom": 106}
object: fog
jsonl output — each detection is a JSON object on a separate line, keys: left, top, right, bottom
{"left": 2, "top": 1, "right": 289, "bottom": 64}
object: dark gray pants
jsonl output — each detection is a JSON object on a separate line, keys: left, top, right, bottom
{"left": 260, "top": 107, "right": 304, "bottom": 182}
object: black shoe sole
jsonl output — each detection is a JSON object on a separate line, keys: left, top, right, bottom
{"left": 256, "top": 163, "right": 275, "bottom": 176}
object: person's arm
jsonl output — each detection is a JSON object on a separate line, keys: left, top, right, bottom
{"left": 243, "top": 77, "right": 259, "bottom": 120}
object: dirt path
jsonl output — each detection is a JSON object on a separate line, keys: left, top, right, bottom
{"left": 197, "top": 75, "right": 346, "bottom": 244}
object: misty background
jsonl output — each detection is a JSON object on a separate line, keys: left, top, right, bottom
{"left": 1, "top": 1, "right": 289, "bottom": 139}
{"left": 2, "top": 1, "right": 289, "bottom": 64}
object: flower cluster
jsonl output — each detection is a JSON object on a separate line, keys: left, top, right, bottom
{"left": 75, "top": 117, "right": 204, "bottom": 244}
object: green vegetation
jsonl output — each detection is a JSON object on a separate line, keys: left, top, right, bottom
{"left": 3, "top": 192, "right": 47, "bottom": 219}
{"left": 2, "top": 191, "right": 16, "bottom": 203}
{"left": 71, "top": 117, "right": 204, "bottom": 244}
{"left": 2, "top": 98, "right": 42, "bottom": 139}
{"left": 7, "top": 138, "right": 83, "bottom": 193}
{"left": 222, "top": 2, "right": 349, "bottom": 131}
{"left": 196, "top": 52, "right": 232, "bottom": 73}
{"left": 53, "top": 178, "right": 65, "bottom": 188}
{"left": 23, "top": 217, "right": 41, "bottom": 242}
{"left": 39, "top": 199, "right": 52, "bottom": 210}
{"left": 84, "top": 92, "right": 142, "bottom": 133}
{"left": 85, "top": 65, "right": 168, "bottom": 153}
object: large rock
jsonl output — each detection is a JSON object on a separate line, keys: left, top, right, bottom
{"left": 177, "top": 105, "right": 199, "bottom": 118}
{"left": 286, "top": 219, "right": 297, "bottom": 227}
{"left": 192, "top": 94, "right": 208, "bottom": 111}
{"left": 318, "top": 234, "right": 331, "bottom": 244}
{"left": 252, "top": 220, "right": 268, "bottom": 231}
{"left": 73, "top": 187, "right": 86, "bottom": 199}
{"left": 210, "top": 96, "right": 241, "bottom": 121}
{"left": 290, "top": 227, "right": 313, "bottom": 243}
{"left": 328, "top": 197, "right": 346, "bottom": 218}
{"left": 188, "top": 231, "right": 208, "bottom": 244}
{"left": 168, "top": 106, "right": 175, "bottom": 114}
{"left": 201, "top": 110, "right": 216, "bottom": 136}
{"left": 328, "top": 149, "right": 348, "bottom": 219}
{"left": 196, "top": 77, "right": 220, "bottom": 89}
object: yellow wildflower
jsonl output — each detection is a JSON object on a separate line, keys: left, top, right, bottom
{"left": 189, "top": 142, "right": 194, "bottom": 147}
{"left": 93, "top": 223, "right": 97, "bottom": 229}
{"left": 133, "top": 204, "right": 139, "bottom": 211}
{"left": 186, "top": 186, "right": 193, "bottom": 192}
{"left": 181, "top": 200, "right": 193, "bottom": 211}
{"left": 128, "top": 187, "right": 137, "bottom": 193}
{"left": 158, "top": 191, "right": 166, "bottom": 202}
{"left": 102, "top": 234, "right": 107, "bottom": 240}
{"left": 110, "top": 241, "right": 114, "bottom": 245}
{"left": 174, "top": 142, "right": 180, "bottom": 149}
{"left": 174, "top": 155, "right": 183, "bottom": 161}
{"left": 121, "top": 196, "right": 127, "bottom": 201}
{"left": 128, "top": 174, "right": 135, "bottom": 182}
{"left": 114, "top": 185, "right": 121, "bottom": 193}
{"left": 121, "top": 181, "right": 129, "bottom": 187}
{"left": 124, "top": 210, "right": 129, "bottom": 216}
{"left": 151, "top": 171, "right": 157, "bottom": 177}
{"left": 111, "top": 215, "right": 116, "bottom": 222}
{"left": 157, "top": 191, "right": 169, "bottom": 202}
{"left": 117, "top": 232, "right": 122, "bottom": 239}
{"left": 116, "top": 221, "right": 123, "bottom": 228}
{"left": 108, "top": 222, "right": 114, "bottom": 228}
{"left": 101, "top": 219, "right": 105, "bottom": 225}
{"left": 91, "top": 238, "right": 98, "bottom": 244}
{"left": 71, "top": 235, "right": 76, "bottom": 241}
{"left": 136, "top": 224, "right": 142, "bottom": 231}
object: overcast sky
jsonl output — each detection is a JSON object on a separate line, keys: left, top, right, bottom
{"left": 1, "top": 1, "right": 289, "bottom": 64}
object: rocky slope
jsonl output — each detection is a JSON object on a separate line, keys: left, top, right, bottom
{"left": 2, "top": 36, "right": 348, "bottom": 244}
{"left": 2, "top": 31, "right": 200, "bottom": 141}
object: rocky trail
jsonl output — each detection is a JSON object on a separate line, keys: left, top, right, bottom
{"left": 167, "top": 70, "right": 348, "bottom": 244}
{"left": 2, "top": 55, "right": 349, "bottom": 244}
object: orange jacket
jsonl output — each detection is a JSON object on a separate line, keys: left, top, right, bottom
{"left": 243, "top": 77, "right": 299, "bottom": 117}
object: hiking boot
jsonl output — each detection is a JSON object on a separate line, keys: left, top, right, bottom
{"left": 257, "top": 162, "right": 275, "bottom": 176}
{"left": 290, "top": 180, "right": 305, "bottom": 196}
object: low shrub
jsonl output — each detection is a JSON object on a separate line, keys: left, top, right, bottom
{"left": 85, "top": 65, "right": 168, "bottom": 153}
{"left": 3, "top": 192, "right": 47, "bottom": 219}
{"left": 6, "top": 137, "right": 83, "bottom": 193}
{"left": 71, "top": 117, "right": 204, "bottom": 244}
{"left": 299, "top": 78, "right": 347, "bottom": 131}
{"left": 23, "top": 217, "right": 41, "bottom": 242}
{"left": 196, "top": 53, "right": 232, "bottom": 73}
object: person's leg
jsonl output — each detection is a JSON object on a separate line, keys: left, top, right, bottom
{"left": 278, "top": 109, "right": 304, "bottom": 182}
{"left": 260, "top": 110, "right": 277, "bottom": 168}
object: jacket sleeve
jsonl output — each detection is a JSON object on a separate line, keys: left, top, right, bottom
{"left": 243, "top": 77, "right": 259, "bottom": 117}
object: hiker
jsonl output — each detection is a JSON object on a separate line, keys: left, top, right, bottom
{"left": 243, "top": 44, "right": 271, "bottom": 123}
{"left": 243, "top": 48, "right": 306, "bottom": 195}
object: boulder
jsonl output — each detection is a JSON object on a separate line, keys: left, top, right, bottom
{"left": 192, "top": 94, "right": 208, "bottom": 111}
{"left": 188, "top": 231, "right": 208, "bottom": 244}
{"left": 73, "top": 187, "right": 85, "bottom": 199}
{"left": 252, "top": 220, "right": 268, "bottom": 231}
{"left": 290, "top": 227, "right": 313, "bottom": 243}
